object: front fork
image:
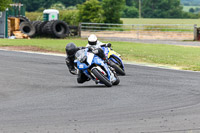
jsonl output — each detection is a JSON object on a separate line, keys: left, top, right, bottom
{"left": 89, "top": 65, "right": 108, "bottom": 83}
{"left": 108, "top": 66, "right": 117, "bottom": 83}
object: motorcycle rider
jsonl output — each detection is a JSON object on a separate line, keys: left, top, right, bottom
{"left": 86, "top": 34, "right": 112, "bottom": 49}
{"left": 65, "top": 42, "right": 108, "bottom": 84}
{"left": 86, "top": 34, "right": 126, "bottom": 76}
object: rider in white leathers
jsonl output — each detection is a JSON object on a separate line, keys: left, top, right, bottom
{"left": 86, "top": 34, "right": 111, "bottom": 48}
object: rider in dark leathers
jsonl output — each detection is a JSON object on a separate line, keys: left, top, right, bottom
{"left": 65, "top": 42, "right": 107, "bottom": 84}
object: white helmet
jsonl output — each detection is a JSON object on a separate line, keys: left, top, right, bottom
{"left": 88, "top": 34, "right": 97, "bottom": 45}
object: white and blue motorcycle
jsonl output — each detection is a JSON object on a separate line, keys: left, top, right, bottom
{"left": 74, "top": 48, "right": 120, "bottom": 87}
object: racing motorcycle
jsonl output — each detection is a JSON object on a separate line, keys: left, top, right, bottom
{"left": 101, "top": 46, "right": 125, "bottom": 76}
{"left": 74, "top": 48, "right": 120, "bottom": 87}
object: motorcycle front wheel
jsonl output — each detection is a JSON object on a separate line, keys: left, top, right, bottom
{"left": 110, "top": 60, "right": 126, "bottom": 76}
{"left": 113, "top": 75, "right": 120, "bottom": 85}
{"left": 91, "top": 68, "right": 112, "bottom": 87}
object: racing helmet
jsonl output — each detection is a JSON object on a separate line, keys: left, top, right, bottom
{"left": 65, "top": 43, "right": 77, "bottom": 57}
{"left": 88, "top": 34, "right": 97, "bottom": 45}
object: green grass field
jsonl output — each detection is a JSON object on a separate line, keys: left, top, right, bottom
{"left": 0, "top": 38, "right": 200, "bottom": 71}
{"left": 121, "top": 18, "right": 200, "bottom": 26}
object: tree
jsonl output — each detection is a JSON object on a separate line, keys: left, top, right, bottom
{"left": 102, "top": 0, "right": 125, "bottom": 23}
{"left": 50, "top": 2, "right": 66, "bottom": 10}
{"left": 126, "top": 0, "right": 134, "bottom": 6}
{"left": 132, "top": 0, "right": 139, "bottom": 8}
{"left": 189, "top": 8, "right": 195, "bottom": 13}
{"left": 12, "top": 0, "right": 54, "bottom": 12}
{"left": 12, "top": 0, "right": 85, "bottom": 12}
{"left": 0, "top": 0, "right": 12, "bottom": 11}
{"left": 78, "top": 0, "right": 105, "bottom": 23}
{"left": 122, "top": 6, "right": 138, "bottom": 18}
{"left": 60, "top": 0, "right": 86, "bottom": 7}
{"left": 141, "top": 0, "right": 183, "bottom": 18}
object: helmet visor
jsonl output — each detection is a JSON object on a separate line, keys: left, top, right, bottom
{"left": 66, "top": 49, "right": 76, "bottom": 56}
{"left": 88, "top": 41, "right": 97, "bottom": 45}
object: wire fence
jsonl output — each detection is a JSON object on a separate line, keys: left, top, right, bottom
{"left": 80, "top": 22, "right": 196, "bottom": 41}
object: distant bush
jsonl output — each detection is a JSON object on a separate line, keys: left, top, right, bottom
{"left": 194, "top": 7, "right": 200, "bottom": 13}
{"left": 189, "top": 8, "right": 195, "bottom": 13}
{"left": 182, "top": 11, "right": 199, "bottom": 18}
{"left": 26, "top": 10, "right": 80, "bottom": 26}
{"left": 26, "top": 12, "right": 43, "bottom": 21}
{"left": 59, "top": 10, "right": 79, "bottom": 25}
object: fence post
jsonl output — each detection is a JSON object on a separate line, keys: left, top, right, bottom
{"left": 78, "top": 22, "right": 82, "bottom": 37}
{"left": 137, "top": 25, "right": 140, "bottom": 40}
{"left": 194, "top": 24, "right": 197, "bottom": 41}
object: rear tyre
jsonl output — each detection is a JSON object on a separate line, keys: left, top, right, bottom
{"left": 91, "top": 68, "right": 112, "bottom": 87}
{"left": 110, "top": 60, "right": 125, "bottom": 76}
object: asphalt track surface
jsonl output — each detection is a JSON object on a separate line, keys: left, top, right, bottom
{"left": 0, "top": 50, "right": 200, "bottom": 133}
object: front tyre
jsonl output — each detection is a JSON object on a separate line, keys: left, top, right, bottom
{"left": 113, "top": 75, "right": 120, "bottom": 85}
{"left": 91, "top": 68, "right": 112, "bottom": 87}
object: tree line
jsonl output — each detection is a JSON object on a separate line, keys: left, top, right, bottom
{"left": 181, "top": 0, "right": 200, "bottom": 6}
{"left": 1, "top": 0, "right": 199, "bottom": 22}
{"left": 12, "top": 0, "right": 86, "bottom": 12}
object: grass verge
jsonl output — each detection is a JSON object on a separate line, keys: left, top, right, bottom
{"left": 0, "top": 38, "right": 200, "bottom": 71}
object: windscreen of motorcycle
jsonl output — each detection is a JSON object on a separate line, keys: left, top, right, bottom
{"left": 75, "top": 49, "right": 87, "bottom": 62}
{"left": 87, "top": 52, "right": 94, "bottom": 65}
{"left": 102, "top": 47, "right": 109, "bottom": 57}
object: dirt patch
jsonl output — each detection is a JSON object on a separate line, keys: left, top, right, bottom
{"left": 0, "top": 46, "right": 64, "bottom": 54}
{"left": 82, "top": 31, "right": 193, "bottom": 40}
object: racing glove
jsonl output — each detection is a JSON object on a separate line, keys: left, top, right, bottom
{"left": 106, "top": 43, "right": 111, "bottom": 47}
{"left": 88, "top": 46, "right": 99, "bottom": 54}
